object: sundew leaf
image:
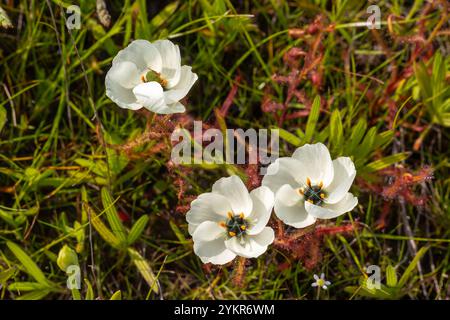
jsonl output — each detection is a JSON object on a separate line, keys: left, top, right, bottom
{"left": 101, "top": 188, "right": 127, "bottom": 243}
{"left": 6, "top": 242, "right": 51, "bottom": 286}
{"left": 128, "top": 248, "right": 159, "bottom": 294}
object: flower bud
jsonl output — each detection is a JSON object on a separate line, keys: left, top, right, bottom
{"left": 57, "top": 245, "right": 79, "bottom": 273}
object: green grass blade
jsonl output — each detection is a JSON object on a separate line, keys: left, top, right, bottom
{"left": 101, "top": 188, "right": 127, "bottom": 243}
{"left": 128, "top": 248, "right": 159, "bottom": 294}
{"left": 6, "top": 242, "right": 51, "bottom": 286}
{"left": 127, "top": 215, "right": 149, "bottom": 245}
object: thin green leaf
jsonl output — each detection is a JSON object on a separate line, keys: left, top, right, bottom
{"left": 8, "top": 282, "right": 49, "bottom": 292}
{"left": 398, "top": 246, "right": 429, "bottom": 287}
{"left": 364, "top": 152, "right": 410, "bottom": 172}
{"left": 277, "top": 128, "right": 302, "bottom": 146}
{"left": 386, "top": 265, "right": 398, "bottom": 287}
{"left": 84, "top": 278, "right": 94, "bottom": 300}
{"left": 304, "top": 95, "right": 321, "bottom": 143}
{"left": 101, "top": 188, "right": 127, "bottom": 243}
{"left": 7, "top": 242, "right": 51, "bottom": 286}
{"left": 127, "top": 215, "right": 149, "bottom": 245}
{"left": 110, "top": 290, "right": 122, "bottom": 300}
{"left": 85, "top": 204, "right": 122, "bottom": 249}
{"left": 330, "top": 109, "right": 343, "bottom": 153}
{"left": 128, "top": 248, "right": 159, "bottom": 294}
{"left": 15, "top": 290, "right": 51, "bottom": 300}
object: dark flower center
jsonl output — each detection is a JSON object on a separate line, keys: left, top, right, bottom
{"left": 222, "top": 212, "right": 248, "bottom": 238}
{"left": 299, "top": 177, "right": 326, "bottom": 206}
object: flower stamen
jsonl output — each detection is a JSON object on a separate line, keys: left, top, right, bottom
{"left": 302, "top": 181, "right": 327, "bottom": 206}
{"left": 225, "top": 212, "right": 249, "bottom": 238}
{"left": 306, "top": 177, "right": 312, "bottom": 187}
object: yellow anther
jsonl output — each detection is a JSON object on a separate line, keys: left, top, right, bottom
{"left": 320, "top": 193, "right": 325, "bottom": 199}
{"left": 227, "top": 211, "right": 233, "bottom": 219}
{"left": 240, "top": 225, "right": 246, "bottom": 230}
{"left": 318, "top": 181, "right": 323, "bottom": 188}
{"left": 239, "top": 213, "right": 245, "bottom": 219}
{"left": 229, "top": 231, "right": 236, "bottom": 237}
{"left": 307, "top": 199, "right": 314, "bottom": 204}
{"left": 298, "top": 187, "right": 304, "bottom": 195}
{"left": 306, "top": 177, "right": 311, "bottom": 187}
{"left": 219, "top": 221, "right": 226, "bottom": 228}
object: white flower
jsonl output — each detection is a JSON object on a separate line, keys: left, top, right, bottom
{"left": 186, "top": 175, "right": 275, "bottom": 265}
{"left": 311, "top": 273, "right": 331, "bottom": 289}
{"left": 105, "top": 39, "right": 198, "bottom": 114}
{"left": 262, "top": 143, "right": 358, "bottom": 228}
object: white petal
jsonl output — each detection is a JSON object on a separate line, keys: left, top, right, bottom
{"left": 262, "top": 157, "right": 304, "bottom": 193}
{"left": 113, "top": 40, "right": 162, "bottom": 73}
{"left": 150, "top": 101, "right": 186, "bottom": 115}
{"left": 164, "top": 66, "right": 198, "bottom": 103}
{"left": 305, "top": 193, "right": 358, "bottom": 219}
{"left": 324, "top": 157, "right": 356, "bottom": 204}
{"left": 106, "top": 61, "right": 141, "bottom": 89}
{"left": 186, "top": 193, "right": 232, "bottom": 235}
{"left": 212, "top": 176, "right": 253, "bottom": 216}
{"left": 193, "top": 222, "right": 235, "bottom": 265}
{"left": 313, "top": 274, "right": 319, "bottom": 280}
{"left": 291, "top": 143, "right": 334, "bottom": 188}
{"left": 105, "top": 74, "right": 141, "bottom": 110}
{"left": 311, "top": 283, "right": 318, "bottom": 287}
{"left": 247, "top": 186, "right": 274, "bottom": 235}
{"left": 224, "top": 227, "right": 274, "bottom": 258}
{"left": 274, "top": 184, "right": 316, "bottom": 228}
{"left": 192, "top": 221, "right": 225, "bottom": 242}
{"left": 153, "top": 40, "right": 182, "bottom": 88}
{"left": 132, "top": 81, "right": 165, "bottom": 110}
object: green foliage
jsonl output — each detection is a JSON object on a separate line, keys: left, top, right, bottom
{"left": 345, "top": 246, "right": 429, "bottom": 299}
{"left": 0, "top": 0, "right": 447, "bottom": 301}
{"left": 414, "top": 52, "right": 450, "bottom": 126}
